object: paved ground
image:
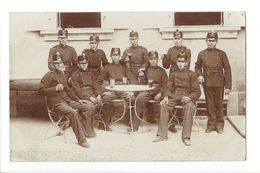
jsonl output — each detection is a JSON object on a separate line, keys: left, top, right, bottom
{"left": 10, "top": 117, "right": 245, "bottom": 162}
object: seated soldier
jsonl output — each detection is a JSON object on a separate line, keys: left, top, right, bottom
{"left": 132, "top": 51, "right": 168, "bottom": 132}
{"left": 154, "top": 51, "right": 201, "bottom": 146}
{"left": 70, "top": 54, "right": 103, "bottom": 138}
{"left": 97, "top": 47, "right": 136, "bottom": 131}
{"left": 39, "top": 53, "right": 92, "bottom": 148}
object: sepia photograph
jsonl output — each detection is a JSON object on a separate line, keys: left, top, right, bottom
{"left": 2, "top": 0, "right": 260, "bottom": 172}
{"left": 8, "top": 11, "right": 246, "bottom": 162}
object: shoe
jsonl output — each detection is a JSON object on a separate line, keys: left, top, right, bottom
{"left": 105, "top": 126, "right": 112, "bottom": 131}
{"left": 205, "top": 128, "right": 214, "bottom": 133}
{"left": 86, "top": 130, "right": 97, "bottom": 138}
{"left": 216, "top": 128, "right": 224, "bottom": 134}
{"left": 79, "top": 141, "right": 90, "bottom": 148}
{"left": 127, "top": 127, "right": 138, "bottom": 133}
{"left": 152, "top": 136, "right": 168, "bottom": 142}
{"left": 183, "top": 138, "right": 191, "bottom": 146}
{"left": 169, "top": 125, "right": 177, "bottom": 133}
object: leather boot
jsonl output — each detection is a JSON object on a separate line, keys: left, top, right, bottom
{"left": 85, "top": 114, "right": 96, "bottom": 138}
{"left": 90, "top": 114, "right": 97, "bottom": 136}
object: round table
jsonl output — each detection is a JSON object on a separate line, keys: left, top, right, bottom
{"left": 105, "top": 84, "right": 154, "bottom": 134}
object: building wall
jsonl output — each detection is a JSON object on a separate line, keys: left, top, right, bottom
{"left": 10, "top": 12, "right": 245, "bottom": 93}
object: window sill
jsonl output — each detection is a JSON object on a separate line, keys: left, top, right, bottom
{"left": 40, "top": 28, "right": 114, "bottom": 41}
{"left": 159, "top": 26, "right": 242, "bottom": 39}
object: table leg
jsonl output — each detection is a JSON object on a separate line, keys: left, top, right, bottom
{"left": 128, "top": 93, "right": 134, "bottom": 134}
{"left": 110, "top": 97, "right": 126, "bottom": 126}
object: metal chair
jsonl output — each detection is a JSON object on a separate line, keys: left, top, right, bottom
{"left": 168, "top": 103, "right": 200, "bottom": 132}
{"left": 44, "top": 96, "right": 70, "bottom": 143}
{"left": 93, "top": 103, "right": 107, "bottom": 131}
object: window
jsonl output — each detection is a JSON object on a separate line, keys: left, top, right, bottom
{"left": 174, "top": 12, "right": 223, "bottom": 25}
{"left": 58, "top": 12, "right": 101, "bottom": 28}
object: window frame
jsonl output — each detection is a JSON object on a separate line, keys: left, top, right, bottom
{"left": 173, "top": 12, "right": 224, "bottom": 26}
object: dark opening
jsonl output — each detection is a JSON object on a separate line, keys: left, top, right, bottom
{"left": 174, "top": 12, "right": 222, "bottom": 25}
{"left": 59, "top": 12, "right": 101, "bottom": 28}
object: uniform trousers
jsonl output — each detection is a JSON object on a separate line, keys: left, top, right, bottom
{"left": 133, "top": 91, "right": 158, "bottom": 130}
{"left": 203, "top": 86, "right": 225, "bottom": 130}
{"left": 157, "top": 98, "right": 195, "bottom": 140}
{"left": 52, "top": 100, "right": 95, "bottom": 144}
{"left": 102, "top": 91, "right": 135, "bottom": 127}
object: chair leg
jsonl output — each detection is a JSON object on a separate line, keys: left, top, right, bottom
{"left": 169, "top": 110, "right": 182, "bottom": 129}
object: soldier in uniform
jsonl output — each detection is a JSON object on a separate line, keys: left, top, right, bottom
{"left": 132, "top": 51, "right": 168, "bottom": 132}
{"left": 154, "top": 52, "right": 201, "bottom": 146}
{"left": 97, "top": 48, "right": 136, "bottom": 131}
{"left": 195, "top": 31, "right": 232, "bottom": 134}
{"left": 81, "top": 34, "right": 109, "bottom": 79}
{"left": 121, "top": 31, "right": 149, "bottom": 82}
{"left": 39, "top": 53, "right": 93, "bottom": 148}
{"left": 48, "top": 29, "right": 78, "bottom": 78}
{"left": 70, "top": 54, "right": 103, "bottom": 138}
{"left": 162, "top": 29, "right": 191, "bottom": 76}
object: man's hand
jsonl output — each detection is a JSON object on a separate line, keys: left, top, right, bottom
{"left": 96, "top": 95, "right": 102, "bottom": 104}
{"left": 138, "top": 68, "right": 145, "bottom": 77}
{"left": 160, "top": 97, "right": 169, "bottom": 105}
{"left": 102, "top": 91, "right": 112, "bottom": 96}
{"left": 90, "top": 96, "right": 98, "bottom": 104}
{"left": 154, "top": 93, "right": 162, "bottom": 101}
{"left": 181, "top": 96, "right": 191, "bottom": 104}
{"left": 198, "top": 76, "right": 204, "bottom": 84}
{"left": 225, "top": 89, "right": 231, "bottom": 95}
{"left": 125, "top": 57, "right": 130, "bottom": 62}
{"left": 78, "top": 99, "right": 88, "bottom": 105}
{"left": 56, "top": 84, "right": 64, "bottom": 91}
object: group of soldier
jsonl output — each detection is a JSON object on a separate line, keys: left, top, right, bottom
{"left": 39, "top": 28, "right": 232, "bottom": 148}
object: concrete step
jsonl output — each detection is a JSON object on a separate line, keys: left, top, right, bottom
{"left": 227, "top": 115, "right": 246, "bottom": 138}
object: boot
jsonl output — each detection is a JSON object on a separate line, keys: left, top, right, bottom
{"left": 85, "top": 114, "right": 96, "bottom": 138}
{"left": 90, "top": 114, "right": 97, "bottom": 136}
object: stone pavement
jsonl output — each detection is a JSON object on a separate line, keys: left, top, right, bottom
{"left": 10, "top": 116, "right": 245, "bottom": 161}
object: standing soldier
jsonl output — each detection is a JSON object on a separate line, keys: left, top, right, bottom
{"left": 39, "top": 53, "right": 92, "bottom": 148}
{"left": 48, "top": 29, "right": 78, "bottom": 79}
{"left": 70, "top": 54, "right": 103, "bottom": 138}
{"left": 132, "top": 51, "right": 168, "bottom": 132}
{"left": 81, "top": 34, "right": 109, "bottom": 79}
{"left": 195, "top": 31, "right": 232, "bottom": 134}
{"left": 162, "top": 29, "right": 191, "bottom": 76}
{"left": 121, "top": 31, "right": 148, "bottom": 83}
{"left": 154, "top": 52, "right": 201, "bottom": 146}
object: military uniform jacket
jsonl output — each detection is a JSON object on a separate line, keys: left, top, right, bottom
{"left": 163, "top": 46, "right": 191, "bottom": 73}
{"left": 195, "top": 48, "right": 232, "bottom": 89}
{"left": 164, "top": 69, "right": 201, "bottom": 103}
{"left": 145, "top": 66, "right": 168, "bottom": 94}
{"left": 39, "top": 71, "right": 79, "bottom": 108}
{"left": 71, "top": 70, "right": 103, "bottom": 100}
{"left": 81, "top": 49, "right": 109, "bottom": 70}
{"left": 48, "top": 44, "right": 78, "bottom": 75}
{"left": 121, "top": 45, "right": 149, "bottom": 74}
{"left": 97, "top": 63, "right": 137, "bottom": 86}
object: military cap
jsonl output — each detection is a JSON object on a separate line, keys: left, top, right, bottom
{"left": 148, "top": 51, "right": 159, "bottom": 59}
{"left": 89, "top": 34, "right": 100, "bottom": 42}
{"left": 177, "top": 50, "right": 188, "bottom": 61}
{"left": 129, "top": 31, "right": 139, "bottom": 38}
{"left": 58, "top": 29, "right": 68, "bottom": 38}
{"left": 207, "top": 31, "right": 218, "bottom": 39}
{"left": 173, "top": 29, "right": 183, "bottom": 38}
{"left": 110, "top": 47, "right": 121, "bottom": 56}
{"left": 78, "top": 53, "right": 87, "bottom": 63}
{"left": 53, "top": 52, "right": 62, "bottom": 63}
